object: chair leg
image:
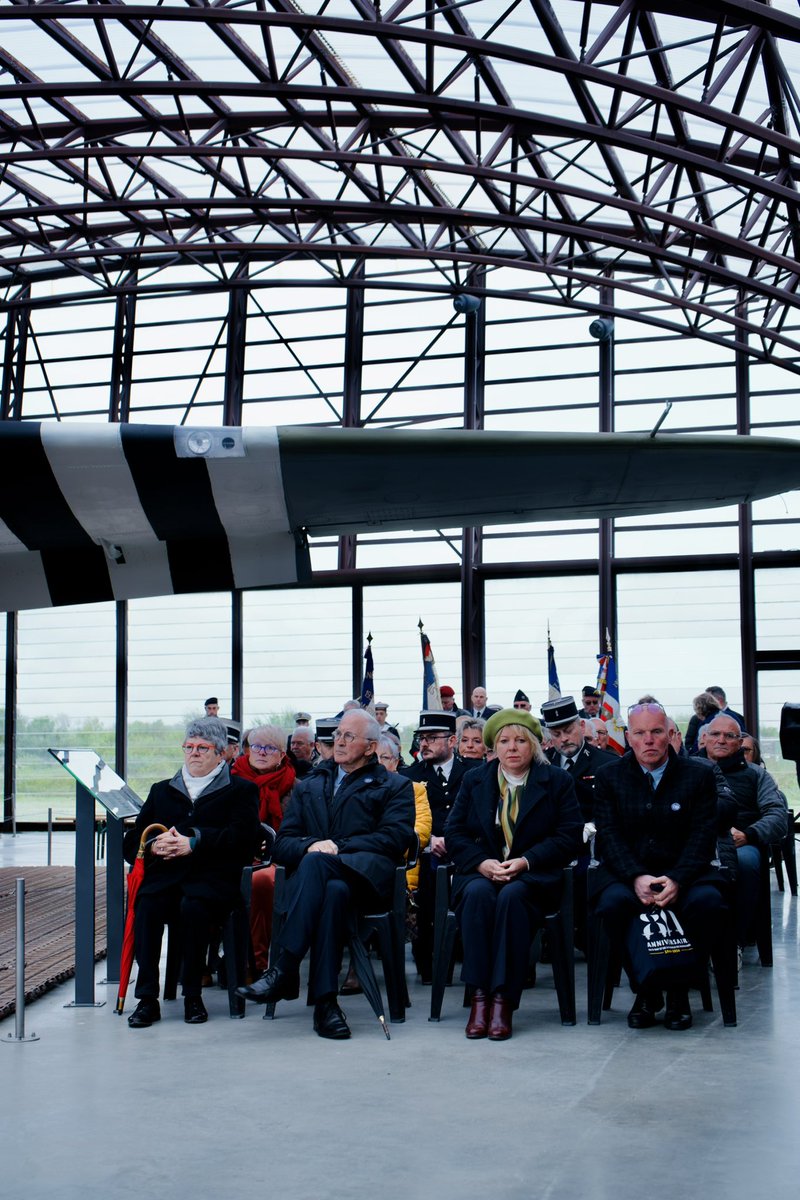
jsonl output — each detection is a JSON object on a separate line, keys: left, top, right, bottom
{"left": 587, "top": 912, "right": 610, "bottom": 1025}
{"left": 429, "top": 912, "right": 457, "bottom": 1021}
{"left": 546, "top": 911, "right": 576, "bottom": 1026}
{"left": 369, "top": 914, "right": 404, "bottom": 1022}
{"left": 782, "top": 819, "right": 798, "bottom": 897}
{"left": 221, "top": 910, "right": 247, "bottom": 1018}
{"left": 710, "top": 929, "right": 738, "bottom": 1027}
{"left": 756, "top": 855, "right": 774, "bottom": 968}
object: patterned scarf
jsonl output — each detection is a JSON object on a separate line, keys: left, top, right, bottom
{"left": 497, "top": 764, "right": 529, "bottom": 856}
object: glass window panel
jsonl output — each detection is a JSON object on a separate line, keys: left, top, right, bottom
{"left": 243, "top": 588, "right": 352, "bottom": 728}
{"left": 362, "top": 583, "right": 462, "bottom": 743}
{"left": 756, "top": 670, "right": 800, "bottom": 807}
{"left": 15, "top": 603, "right": 116, "bottom": 823}
{"left": 485, "top": 576, "right": 599, "bottom": 709}
{"left": 127, "top": 594, "right": 231, "bottom": 798}
{"left": 755, "top": 568, "right": 800, "bottom": 651}
{"left": 615, "top": 571, "right": 742, "bottom": 724}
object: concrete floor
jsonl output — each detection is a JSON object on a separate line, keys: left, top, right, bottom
{"left": 2, "top": 831, "right": 799, "bottom": 1200}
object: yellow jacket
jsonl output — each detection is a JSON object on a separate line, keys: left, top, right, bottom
{"left": 407, "top": 780, "right": 433, "bottom": 891}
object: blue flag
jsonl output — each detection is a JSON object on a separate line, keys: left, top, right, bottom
{"left": 360, "top": 639, "right": 375, "bottom": 713}
{"left": 419, "top": 623, "right": 441, "bottom": 710}
{"left": 547, "top": 628, "right": 561, "bottom": 699}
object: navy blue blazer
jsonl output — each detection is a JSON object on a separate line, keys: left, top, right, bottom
{"left": 444, "top": 759, "right": 583, "bottom": 903}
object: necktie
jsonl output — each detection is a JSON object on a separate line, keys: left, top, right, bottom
{"left": 436, "top": 766, "right": 446, "bottom": 789}
{"left": 646, "top": 772, "right": 656, "bottom": 792}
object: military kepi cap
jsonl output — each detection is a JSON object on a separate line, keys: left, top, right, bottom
{"left": 415, "top": 710, "right": 457, "bottom": 735}
{"left": 582, "top": 685, "right": 601, "bottom": 698}
{"left": 540, "top": 696, "right": 581, "bottom": 728}
{"left": 315, "top": 718, "right": 339, "bottom": 743}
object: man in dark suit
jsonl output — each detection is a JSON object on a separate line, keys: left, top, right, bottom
{"left": 591, "top": 701, "right": 730, "bottom": 1032}
{"left": 401, "top": 710, "right": 475, "bottom": 981}
{"left": 124, "top": 717, "right": 261, "bottom": 1028}
{"left": 237, "top": 709, "right": 414, "bottom": 1038}
{"left": 468, "top": 686, "right": 501, "bottom": 720}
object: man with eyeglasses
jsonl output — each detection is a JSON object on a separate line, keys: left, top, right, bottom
{"left": 701, "top": 714, "right": 787, "bottom": 952}
{"left": 590, "top": 701, "right": 730, "bottom": 1032}
{"left": 401, "top": 710, "right": 475, "bottom": 982}
{"left": 237, "top": 709, "right": 414, "bottom": 1039}
{"left": 124, "top": 718, "right": 261, "bottom": 1029}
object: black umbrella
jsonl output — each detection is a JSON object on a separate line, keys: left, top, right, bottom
{"left": 346, "top": 916, "right": 391, "bottom": 1040}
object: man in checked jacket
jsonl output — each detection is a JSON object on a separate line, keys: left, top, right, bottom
{"left": 589, "top": 701, "right": 730, "bottom": 1033}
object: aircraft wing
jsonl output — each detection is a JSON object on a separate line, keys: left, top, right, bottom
{"left": 0, "top": 422, "right": 797, "bottom": 610}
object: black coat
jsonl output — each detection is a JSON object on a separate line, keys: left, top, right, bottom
{"left": 444, "top": 759, "right": 584, "bottom": 904}
{"left": 273, "top": 758, "right": 415, "bottom": 899}
{"left": 401, "top": 755, "right": 476, "bottom": 836}
{"left": 546, "top": 741, "right": 618, "bottom": 821}
{"left": 591, "top": 747, "right": 722, "bottom": 895}
{"left": 123, "top": 766, "right": 261, "bottom": 906}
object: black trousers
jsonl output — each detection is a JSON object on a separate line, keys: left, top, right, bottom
{"left": 454, "top": 876, "right": 547, "bottom": 1008}
{"left": 279, "top": 854, "right": 383, "bottom": 1003}
{"left": 594, "top": 879, "right": 728, "bottom": 992}
{"left": 133, "top": 887, "right": 230, "bottom": 1000}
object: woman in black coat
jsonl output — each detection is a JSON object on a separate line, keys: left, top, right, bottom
{"left": 444, "top": 709, "right": 583, "bottom": 1041}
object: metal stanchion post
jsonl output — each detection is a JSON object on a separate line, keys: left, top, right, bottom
{"left": 3, "top": 878, "right": 40, "bottom": 1044}
{"left": 47, "top": 808, "right": 53, "bottom": 866}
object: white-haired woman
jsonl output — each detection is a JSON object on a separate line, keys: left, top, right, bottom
{"left": 232, "top": 723, "right": 295, "bottom": 973}
{"left": 444, "top": 709, "right": 582, "bottom": 1041}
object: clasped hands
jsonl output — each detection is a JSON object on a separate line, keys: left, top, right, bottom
{"left": 152, "top": 827, "right": 192, "bottom": 859}
{"left": 478, "top": 857, "right": 527, "bottom": 883}
{"left": 634, "top": 873, "right": 679, "bottom": 908}
{"left": 307, "top": 840, "right": 339, "bottom": 855}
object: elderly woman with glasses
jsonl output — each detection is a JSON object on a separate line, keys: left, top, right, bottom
{"left": 123, "top": 717, "right": 261, "bottom": 1029}
{"left": 232, "top": 724, "right": 296, "bottom": 974}
{"left": 444, "top": 709, "right": 583, "bottom": 1040}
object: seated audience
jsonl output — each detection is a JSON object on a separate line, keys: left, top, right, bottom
{"left": 445, "top": 709, "right": 582, "bottom": 1040}
{"left": 458, "top": 717, "right": 487, "bottom": 762}
{"left": 701, "top": 714, "right": 787, "bottom": 949}
{"left": 685, "top": 691, "right": 722, "bottom": 755}
{"left": 237, "top": 710, "right": 414, "bottom": 1039}
{"left": 124, "top": 717, "right": 261, "bottom": 1028}
{"left": 231, "top": 724, "right": 296, "bottom": 972}
{"left": 591, "top": 701, "right": 730, "bottom": 1032}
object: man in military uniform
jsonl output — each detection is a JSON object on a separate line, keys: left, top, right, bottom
{"left": 401, "top": 710, "right": 474, "bottom": 981}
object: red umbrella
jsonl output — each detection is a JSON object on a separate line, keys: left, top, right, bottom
{"left": 115, "top": 823, "right": 167, "bottom": 1015}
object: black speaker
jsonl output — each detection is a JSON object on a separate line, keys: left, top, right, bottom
{"left": 779, "top": 703, "right": 800, "bottom": 762}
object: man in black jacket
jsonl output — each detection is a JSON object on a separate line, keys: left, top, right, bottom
{"left": 401, "top": 710, "right": 475, "bottom": 981}
{"left": 124, "top": 717, "right": 261, "bottom": 1029}
{"left": 238, "top": 709, "right": 414, "bottom": 1038}
{"left": 591, "top": 701, "right": 729, "bottom": 1032}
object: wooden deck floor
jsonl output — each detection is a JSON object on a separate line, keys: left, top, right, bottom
{"left": 0, "top": 867, "right": 107, "bottom": 1020}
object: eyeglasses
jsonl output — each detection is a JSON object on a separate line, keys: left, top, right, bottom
{"left": 251, "top": 743, "right": 280, "bottom": 755}
{"left": 182, "top": 742, "right": 215, "bottom": 754}
{"left": 333, "top": 730, "right": 366, "bottom": 744}
{"left": 707, "top": 731, "right": 742, "bottom": 742}
{"left": 419, "top": 733, "right": 448, "bottom": 742}
{"left": 377, "top": 753, "right": 398, "bottom": 765}
{"left": 627, "top": 703, "right": 666, "bottom": 716}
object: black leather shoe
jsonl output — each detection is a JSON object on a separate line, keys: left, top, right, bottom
{"left": 313, "top": 999, "right": 351, "bottom": 1040}
{"left": 127, "top": 998, "right": 161, "bottom": 1028}
{"left": 237, "top": 964, "right": 300, "bottom": 1004}
{"left": 664, "top": 990, "right": 692, "bottom": 1031}
{"left": 184, "top": 997, "right": 208, "bottom": 1024}
{"left": 627, "top": 990, "right": 664, "bottom": 1029}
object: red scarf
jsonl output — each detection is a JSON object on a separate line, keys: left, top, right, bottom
{"left": 231, "top": 754, "right": 296, "bottom": 830}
